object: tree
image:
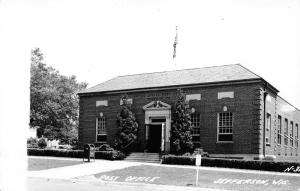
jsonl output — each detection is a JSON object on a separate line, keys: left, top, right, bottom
{"left": 30, "top": 48, "right": 88, "bottom": 144}
{"left": 171, "top": 89, "right": 194, "bottom": 154}
{"left": 114, "top": 94, "right": 138, "bottom": 152}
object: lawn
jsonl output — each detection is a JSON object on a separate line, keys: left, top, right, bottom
{"left": 28, "top": 158, "right": 83, "bottom": 171}
{"left": 93, "top": 165, "right": 300, "bottom": 191}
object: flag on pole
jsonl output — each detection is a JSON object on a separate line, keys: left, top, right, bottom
{"left": 173, "top": 26, "right": 178, "bottom": 59}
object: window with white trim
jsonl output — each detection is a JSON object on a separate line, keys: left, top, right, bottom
{"left": 290, "top": 121, "right": 294, "bottom": 147}
{"left": 96, "top": 100, "right": 108, "bottom": 107}
{"left": 296, "top": 124, "right": 299, "bottom": 148}
{"left": 266, "top": 113, "right": 271, "bottom": 145}
{"left": 120, "top": 98, "right": 133, "bottom": 105}
{"left": 96, "top": 117, "right": 107, "bottom": 142}
{"left": 191, "top": 113, "right": 200, "bottom": 145}
{"left": 218, "top": 112, "right": 233, "bottom": 142}
{"left": 284, "top": 119, "right": 288, "bottom": 146}
{"left": 277, "top": 115, "right": 282, "bottom": 145}
{"left": 186, "top": 94, "right": 201, "bottom": 101}
{"left": 218, "top": 91, "right": 234, "bottom": 99}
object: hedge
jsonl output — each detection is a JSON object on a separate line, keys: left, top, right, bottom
{"left": 161, "top": 155, "right": 300, "bottom": 173}
{"left": 27, "top": 148, "right": 125, "bottom": 160}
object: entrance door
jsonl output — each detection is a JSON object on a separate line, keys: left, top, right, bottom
{"left": 148, "top": 124, "right": 162, "bottom": 152}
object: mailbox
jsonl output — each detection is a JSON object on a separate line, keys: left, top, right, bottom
{"left": 83, "top": 144, "right": 95, "bottom": 162}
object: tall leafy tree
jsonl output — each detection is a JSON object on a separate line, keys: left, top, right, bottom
{"left": 114, "top": 94, "right": 138, "bottom": 152}
{"left": 30, "top": 48, "right": 87, "bottom": 144}
{"left": 171, "top": 89, "right": 194, "bottom": 154}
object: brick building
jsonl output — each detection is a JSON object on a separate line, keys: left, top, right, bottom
{"left": 78, "top": 64, "right": 300, "bottom": 162}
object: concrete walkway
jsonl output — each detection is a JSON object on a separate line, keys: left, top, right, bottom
{"left": 28, "top": 156, "right": 142, "bottom": 179}
{"left": 27, "top": 156, "right": 300, "bottom": 179}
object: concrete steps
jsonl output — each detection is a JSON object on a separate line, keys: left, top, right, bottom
{"left": 124, "top": 152, "right": 161, "bottom": 163}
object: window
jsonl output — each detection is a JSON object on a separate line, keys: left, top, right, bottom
{"left": 284, "top": 119, "right": 288, "bottom": 146}
{"left": 150, "top": 118, "right": 166, "bottom": 123}
{"left": 218, "top": 91, "right": 234, "bottom": 99}
{"left": 218, "top": 112, "right": 233, "bottom": 142}
{"left": 120, "top": 98, "right": 133, "bottom": 105}
{"left": 265, "top": 113, "right": 271, "bottom": 145}
{"left": 191, "top": 114, "right": 200, "bottom": 145}
{"left": 290, "top": 121, "right": 294, "bottom": 147}
{"left": 296, "top": 124, "right": 299, "bottom": 148}
{"left": 186, "top": 94, "right": 201, "bottom": 101}
{"left": 96, "top": 100, "right": 108, "bottom": 107}
{"left": 96, "top": 117, "right": 106, "bottom": 142}
{"left": 277, "top": 116, "right": 282, "bottom": 145}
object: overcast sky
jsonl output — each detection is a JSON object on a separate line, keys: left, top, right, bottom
{"left": 1, "top": 0, "right": 300, "bottom": 108}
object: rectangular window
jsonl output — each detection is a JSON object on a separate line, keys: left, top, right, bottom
{"left": 96, "top": 117, "right": 106, "bottom": 142}
{"left": 265, "top": 113, "right": 271, "bottom": 145}
{"left": 218, "top": 112, "right": 233, "bottom": 142}
{"left": 218, "top": 91, "right": 234, "bottom": 99}
{"left": 284, "top": 119, "right": 288, "bottom": 146}
{"left": 296, "top": 124, "right": 299, "bottom": 148}
{"left": 120, "top": 98, "right": 133, "bottom": 105}
{"left": 191, "top": 114, "right": 200, "bottom": 145}
{"left": 290, "top": 121, "right": 294, "bottom": 147}
{"left": 150, "top": 118, "right": 166, "bottom": 123}
{"left": 277, "top": 116, "right": 282, "bottom": 145}
{"left": 96, "top": 100, "right": 108, "bottom": 107}
{"left": 186, "top": 94, "right": 201, "bottom": 101}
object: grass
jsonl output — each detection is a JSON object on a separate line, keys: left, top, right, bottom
{"left": 28, "top": 158, "right": 83, "bottom": 171}
{"left": 93, "top": 165, "right": 300, "bottom": 191}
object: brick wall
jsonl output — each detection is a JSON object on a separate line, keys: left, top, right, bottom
{"left": 79, "top": 82, "right": 264, "bottom": 157}
{"left": 256, "top": 85, "right": 300, "bottom": 162}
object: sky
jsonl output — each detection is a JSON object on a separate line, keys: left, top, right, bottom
{"left": 0, "top": 1, "right": 299, "bottom": 190}
{"left": 2, "top": 0, "right": 300, "bottom": 107}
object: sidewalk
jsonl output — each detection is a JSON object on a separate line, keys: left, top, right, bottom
{"left": 28, "top": 156, "right": 300, "bottom": 179}
{"left": 27, "top": 156, "right": 300, "bottom": 191}
{"left": 28, "top": 156, "right": 142, "bottom": 179}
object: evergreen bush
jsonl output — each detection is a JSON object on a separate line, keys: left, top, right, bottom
{"left": 170, "top": 89, "right": 193, "bottom": 154}
{"left": 114, "top": 94, "right": 138, "bottom": 153}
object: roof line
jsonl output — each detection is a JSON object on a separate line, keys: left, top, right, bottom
{"left": 78, "top": 78, "right": 262, "bottom": 95}
{"left": 238, "top": 64, "right": 279, "bottom": 93}
{"left": 237, "top": 64, "right": 262, "bottom": 79}
{"left": 83, "top": 77, "right": 118, "bottom": 92}
{"left": 277, "top": 95, "right": 300, "bottom": 113}
{"left": 115, "top": 63, "right": 243, "bottom": 78}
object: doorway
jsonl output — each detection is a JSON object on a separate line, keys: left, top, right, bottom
{"left": 147, "top": 124, "right": 162, "bottom": 152}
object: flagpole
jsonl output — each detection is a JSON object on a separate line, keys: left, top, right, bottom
{"left": 173, "top": 26, "right": 178, "bottom": 69}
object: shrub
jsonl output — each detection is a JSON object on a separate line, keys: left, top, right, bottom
{"left": 170, "top": 89, "right": 193, "bottom": 154}
{"left": 27, "top": 137, "right": 39, "bottom": 148}
{"left": 27, "top": 148, "right": 125, "bottom": 160}
{"left": 162, "top": 155, "right": 195, "bottom": 165}
{"left": 114, "top": 94, "right": 139, "bottom": 153}
{"left": 97, "top": 144, "right": 114, "bottom": 151}
{"left": 37, "top": 138, "right": 47, "bottom": 149}
{"left": 95, "top": 150, "right": 125, "bottom": 160}
{"left": 161, "top": 155, "right": 300, "bottom": 173}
